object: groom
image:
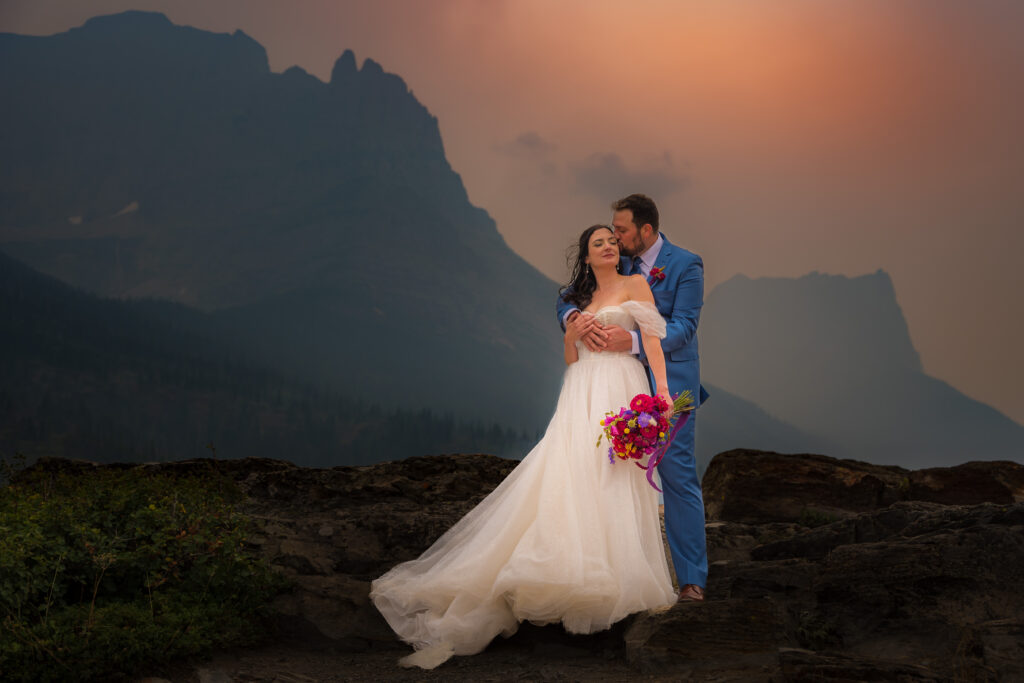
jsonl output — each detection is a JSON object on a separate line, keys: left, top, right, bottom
{"left": 557, "top": 193, "right": 709, "bottom": 602}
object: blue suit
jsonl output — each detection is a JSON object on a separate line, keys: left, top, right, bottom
{"left": 556, "top": 233, "right": 708, "bottom": 588}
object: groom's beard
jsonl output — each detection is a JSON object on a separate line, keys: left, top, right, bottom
{"left": 620, "top": 237, "right": 643, "bottom": 257}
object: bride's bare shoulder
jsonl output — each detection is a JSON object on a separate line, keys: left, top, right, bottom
{"left": 624, "top": 274, "right": 651, "bottom": 292}
{"left": 623, "top": 274, "right": 655, "bottom": 303}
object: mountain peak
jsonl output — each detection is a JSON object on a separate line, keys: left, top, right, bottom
{"left": 358, "top": 56, "right": 411, "bottom": 96}
{"left": 62, "top": 11, "right": 270, "bottom": 80}
{"left": 330, "top": 49, "right": 357, "bottom": 85}
{"left": 361, "top": 57, "right": 384, "bottom": 75}
{"left": 328, "top": 51, "right": 414, "bottom": 108}
{"left": 81, "top": 10, "right": 173, "bottom": 32}
{"left": 705, "top": 267, "right": 922, "bottom": 375}
{"left": 796, "top": 268, "right": 892, "bottom": 283}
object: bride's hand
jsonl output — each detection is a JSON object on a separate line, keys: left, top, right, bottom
{"left": 565, "top": 312, "right": 596, "bottom": 345}
{"left": 656, "top": 387, "right": 673, "bottom": 419}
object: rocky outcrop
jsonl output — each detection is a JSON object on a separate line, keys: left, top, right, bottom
{"left": 685, "top": 450, "right": 1024, "bottom": 681}
{"left": 702, "top": 448, "right": 1024, "bottom": 524}
{"left": 694, "top": 500, "right": 1024, "bottom": 680}
{"left": 23, "top": 451, "right": 1024, "bottom": 681}
{"left": 230, "top": 453, "right": 517, "bottom": 652}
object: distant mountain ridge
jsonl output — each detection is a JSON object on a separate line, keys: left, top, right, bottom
{"left": 700, "top": 270, "right": 1023, "bottom": 468}
{"left": 0, "top": 11, "right": 564, "bottom": 430}
{"left": 0, "top": 250, "right": 536, "bottom": 464}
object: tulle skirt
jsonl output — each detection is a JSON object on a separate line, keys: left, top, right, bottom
{"left": 369, "top": 351, "right": 675, "bottom": 668}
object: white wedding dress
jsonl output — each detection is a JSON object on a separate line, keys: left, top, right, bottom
{"left": 370, "top": 301, "right": 675, "bottom": 669}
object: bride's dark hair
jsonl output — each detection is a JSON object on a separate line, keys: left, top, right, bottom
{"left": 559, "top": 224, "right": 619, "bottom": 311}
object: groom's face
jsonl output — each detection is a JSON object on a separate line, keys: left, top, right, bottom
{"left": 613, "top": 210, "right": 646, "bottom": 256}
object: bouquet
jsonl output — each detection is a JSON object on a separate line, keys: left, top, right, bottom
{"left": 598, "top": 390, "right": 695, "bottom": 492}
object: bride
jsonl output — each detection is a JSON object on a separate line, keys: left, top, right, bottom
{"left": 370, "top": 224, "right": 677, "bottom": 669}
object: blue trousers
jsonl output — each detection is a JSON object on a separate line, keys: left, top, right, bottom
{"left": 658, "top": 411, "right": 708, "bottom": 588}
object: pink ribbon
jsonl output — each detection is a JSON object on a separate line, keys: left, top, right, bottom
{"left": 637, "top": 410, "right": 691, "bottom": 492}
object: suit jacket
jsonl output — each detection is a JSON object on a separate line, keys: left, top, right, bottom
{"left": 556, "top": 233, "right": 708, "bottom": 407}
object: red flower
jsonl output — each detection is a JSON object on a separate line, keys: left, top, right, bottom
{"left": 630, "top": 394, "right": 655, "bottom": 412}
{"left": 648, "top": 266, "right": 666, "bottom": 285}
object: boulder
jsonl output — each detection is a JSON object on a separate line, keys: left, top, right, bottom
{"left": 702, "top": 449, "right": 1024, "bottom": 524}
{"left": 702, "top": 450, "right": 908, "bottom": 524}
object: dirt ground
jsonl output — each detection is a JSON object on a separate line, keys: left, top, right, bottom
{"left": 164, "top": 622, "right": 683, "bottom": 683}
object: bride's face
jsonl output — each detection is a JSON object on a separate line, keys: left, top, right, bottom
{"left": 585, "top": 228, "right": 620, "bottom": 269}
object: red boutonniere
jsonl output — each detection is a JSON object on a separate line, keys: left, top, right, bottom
{"left": 648, "top": 266, "right": 666, "bottom": 285}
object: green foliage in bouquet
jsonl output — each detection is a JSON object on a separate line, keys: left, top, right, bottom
{"left": 672, "top": 390, "right": 695, "bottom": 415}
{"left": 0, "top": 458, "right": 289, "bottom": 682}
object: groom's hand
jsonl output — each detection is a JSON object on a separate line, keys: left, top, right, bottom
{"left": 570, "top": 319, "right": 631, "bottom": 353}
{"left": 599, "top": 325, "right": 633, "bottom": 353}
{"left": 568, "top": 311, "right": 608, "bottom": 351}
{"left": 581, "top": 326, "right": 608, "bottom": 351}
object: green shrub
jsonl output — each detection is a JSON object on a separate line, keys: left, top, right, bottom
{"left": 0, "top": 459, "right": 289, "bottom": 682}
{"left": 797, "top": 507, "right": 839, "bottom": 528}
{"left": 795, "top": 609, "right": 842, "bottom": 650}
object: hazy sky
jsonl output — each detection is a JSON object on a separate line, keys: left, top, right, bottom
{"left": 3, "top": 1, "right": 1023, "bottom": 424}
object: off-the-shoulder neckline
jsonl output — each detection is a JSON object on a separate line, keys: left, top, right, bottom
{"left": 583, "top": 301, "right": 656, "bottom": 315}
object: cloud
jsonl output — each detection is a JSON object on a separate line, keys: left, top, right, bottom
{"left": 570, "top": 151, "right": 685, "bottom": 200}
{"left": 494, "top": 131, "right": 557, "bottom": 157}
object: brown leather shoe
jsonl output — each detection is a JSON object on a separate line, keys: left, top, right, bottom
{"left": 677, "top": 584, "right": 705, "bottom": 602}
